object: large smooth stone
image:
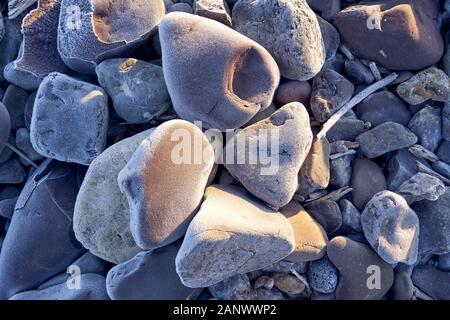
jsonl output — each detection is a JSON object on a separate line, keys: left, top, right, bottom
{"left": 351, "top": 158, "right": 387, "bottom": 211}
{"left": 30, "top": 72, "right": 109, "bottom": 165}
{"left": 327, "top": 236, "right": 394, "bottom": 300}
{"left": 310, "top": 69, "right": 354, "bottom": 123}
{"left": 407, "top": 105, "right": 442, "bottom": 152}
{"left": 356, "top": 91, "right": 411, "bottom": 127}
{"left": 4, "top": 0, "right": 69, "bottom": 91}
{"left": 412, "top": 265, "right": 450, "bottom": 300}
{"left": 0, "top": 102, "right": 11, "bottom": 153}
{"left": 414, "top": 188, "right": 450, "bottom": 255}
{"left": 0, "top": 160, "right": 86, "bottom": 299}
{"left": 160, "top": 12, "right": 279, "bottom": 130}
{"left": 96, "top": 58, "right": 171, "bottom": 124}
{"left": 224, "top": 102, "right": 312, "bottom": 208}
{"left": 233, "top": 0, "right": 325, "bottom": 81}
{"left": 356, "top": 122, "right": 417, "bottom": 158}
{"left": 397, "top": 67, "right": 450, "bottom": 105}
{"left": 333, "top": 0, "right": 444, "bottom": 71}
{"left": 107, "top": 240, "right": 195, "bottom": 300}
{"left": 74, "top": 130, "right": 154, "bottom": 264}
{"left": 361, "top": 191, "right": 419, "bottom": 265}
{"left": 280, "top": 201, "right": 328, "bottom": 263}
{"left": 58, "top": 0, "right": 165, "bottom": 74}
{"left": 118, "top": 120, "right": 214, "bottom": 250}
{"left": 175, "top": 185, "right": 295, "bottom": 288}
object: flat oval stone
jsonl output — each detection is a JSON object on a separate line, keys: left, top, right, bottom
{"left": 30, "top": 72, "right": 109, "bottom": 165}
{"left": 356, "top": 122, "right": 417, "bottom": 158}
{"left": 160, "top": 12, "right": 279, "bottom": 130}
{"left": 356, "top": 91, "right": 411, "bottom": 127}
{"left": 224, "top": 102, "right": 312, "bottom": 209}
{"left": 327, "top": 236, "right": 394, "bottom": 300}
{"left": 106, "top": 240, "right": 195, "bottom": 300}
{"left": 280, "top": 201, "right": 328, "bottom": 263}
{"left": 96, "top": 58, "right": 171, "bottom": 124}
{"left": 233, "top": 0, "right": 325, "bottom": 81}
{"left": 351, "top": 158, "right": 387, "bottom": 211}
{"left": 333, "top": 0, "right": 444, "bottom": 71}
{"left": 361, "top": 191, "right": 420, "bottom": 265}
{"left": 118, "top": 120, "right": 215, "bottom": 250}
{"left": 175, "top": 185, "right": 295, "bottom": 288}
{"left": 306, "top": 200, "right": 342, "bottom": 234}
{"left": 58, "top": 0, "right": 165, "bottom": 74}
{"left": 74, "top": 130, "right": 153, "bottom": 264}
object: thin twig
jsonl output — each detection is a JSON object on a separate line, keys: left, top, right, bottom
{"left": 416, "top": 161, "right": 450, "bottom": 185}
{"left": 317, "top": 73, "right": 398, "bottom": 139}
{"left": 6, "top": 143, "right": 38, "bottom": 168}
{"left": 408, "top": 144, "right": 439, "bottom": 163}
{"left": 339, "top": 44, "right": 354, "bottom": 60}
{"left": 305, "top": 186, "right": 353, "bottom": 205}
{"left": 330, "top": 149, "right": 356, "bottom": 160}
{"left": 290, "top": 268, "right": 310, "bottom": 291}
{"left": 369, "top": 61, "right": 382, "bottom": 81}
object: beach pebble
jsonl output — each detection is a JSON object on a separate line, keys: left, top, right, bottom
{"left": 386, "top": 149, "right": 427, "bottom": 191}
{"left": 30, "top": 72, "right": 108, "bottom": 165}
{"left": 74, "top": 130, "right": 154, "bottom": 264}
{"left": 271, "top": 273, "right": 305, "bottom": 295}
{"left": 168, "top": 2, "right": 193, "bottom": 12}
{"left": 15, "top": 128, "right": 44, "bottom": 162}
{"left": 356, "top": 122, "right": 417, "bottom": 158}
{"left": 326, "top": 118, "right": 365, "bottom": 142}
{"left": 119, "top": 120, "right": 214, "bottom": 250}
{"left": 106, "top": 240, "right": 194, "bottom": 300}
{"left": 317, "top": 15, "right": 340, "bottom": 61}
{"left": 209, "top": 274, "right": 254, "bottom": 300}
{"left": 407, "top": 105, "right": 442, "bottom": 152}
{"left": 338, "top": 199, "right": 362, "bottom": 234}
{"left": 308, "top": 256, "right": 338, "bottom": 294}
{"left": 96, "top": 58, "right": 171, "bottom": 124}
{"left": 437, "top": 141, "right": 450, "bottom": 164}
{"left": 2, "top": 85, "right": 28, "bottom": 129}
{"left": 387, "top": 270, "right": 414, "bottom": 300}
{"left": 412, "top": 265, "right": 450, "bottom": 300}
{"left": 0, "top": 161, "right": 85, "bottom": 299}
{"left": 58, "top": 0, "right": 165, "bottom": 74}
{"left": 0, "top": 159, "right": 25, "bottom": 184}
{"left": 0, "top": 102, "right": 10, "bottom": 153}
{"left": 0, "top": 18, "right": 22, "bottom": 83}
{"left": 24, "top": 91, "right": 36, "bottom": 130}
{"left": 4, "top": 0, "right": 69, "bottom": 91}
{"left": 194, "top": 0, "right": 232, "bottom": 26}
{"left": 281, "top": 201, "right": 328, "bottom": 263}
{"left": 306, "top": 200, "right": 342, "bottom": 234}
{"left": 351, "top": 158, "right": 387, "bottom": 211}
{"left": 254, "top": 276, "right": 274, "bottom": 290}
{"left": 443, "top": 102, "right": 450, "bottom": 141}
{"left": 274, "top": 81, "right": 311, "bottom": 107}
{"left": 361, "top": 191, "right": 420, "bottom": 265}
{"left": 297, "top": 137, "right": 330, "bottom": 196}
{"left": 397, "top": 68, "right": 450, "bottom": 105}
{"left": 396, "top": 172, "right": 445, "bottom": 204}
{"left": 330, "top": 153, "right": 354, "bottom": 188}
{"left": 307, "top": 0, "right": 340, "bottom": 21}
{"left": 356, "top": 91, "right": 411, "bottom": 127}
{"left": 414, "top": 188, "right": 450, "bottom": 255}
{"left": 160, "top": 12, "right": 279, "bottom": 130}
{"left": 175, "top": 185, "right": 295, "bottom": 288}
{"left": 233, "top": 0, "right": 325, "bottom": 81}
{"left": 327, "top": 236, "right": 394, "bottom": 300}
{"left": 333, "top": 0, "right": 444, "bottom": 70}
{"left": 310, "top": 69, "right": 354, "bottom": 123}
{"left": 438, "top": 253, "right": 450, "bottom": 272}
{"left": 432, "top": 161, "right": 450, "bottom": 180}
{"left": 344, "top": 59, "right": 374, "bottom": 85}
{"left": 224, "top": 103, "right": 312, "bottom": 208}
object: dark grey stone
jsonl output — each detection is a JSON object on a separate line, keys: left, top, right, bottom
{"left": 407, "top": 105, "right": 442, "bottom": 152}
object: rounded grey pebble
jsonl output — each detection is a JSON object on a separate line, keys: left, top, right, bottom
{"left": 308, "top": 256, "right": 338, "bottom": 294}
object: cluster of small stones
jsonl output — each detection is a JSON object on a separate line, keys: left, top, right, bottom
{"left": 0, "top": 0, "right": 449, "bottom": 301}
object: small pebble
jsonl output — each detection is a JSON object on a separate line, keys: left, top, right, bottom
{"left": 407, "top": 105, "right": 442, "bottom": 152}
{"left": 308, "top": 256, "right": 338, "bottom": 294}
